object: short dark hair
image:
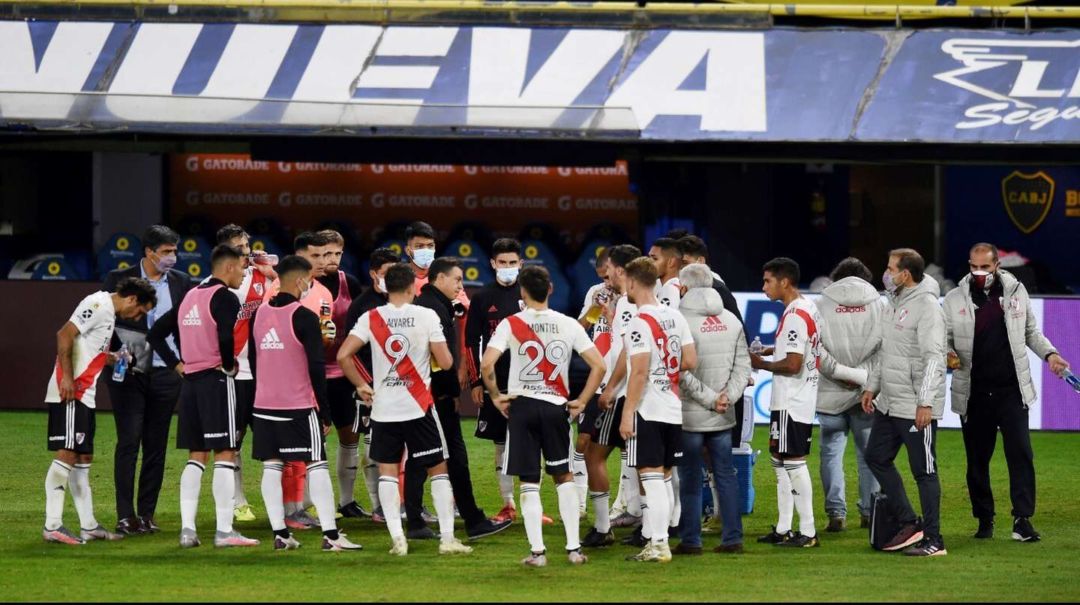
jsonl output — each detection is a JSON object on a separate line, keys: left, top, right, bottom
{"left": 652, "top": 237, "right": 680, "bottom": 256}
{"left": 142, "top": 225, "right": 179, "bottom": 252}
{"left": 275, "top": 255, "right": 312, "bottom": 279}
{"left": 215, "top": 224, "right": 248, "bottom": 245}
{"left": 405, "top": 221, "right": 436, "bottom": 242}
{"left": 890, "top": 248, "right": 925, "bottom": 283}
{"left": 384, "top": 263, "right": 416, "bottom": 294}
{"left": 210, "top": 244, "right": 243, "bottom": 267}
{"left": 970, "top": 242, "right": 999, "bottom": 262}
{"left": 625, "top": 257, "right": 659, "bottom": 288}
{"left": 317, "top": 229, "right": 345, "bottom": 246}
{"left": 114, "top": 277, "right": 157, "bottom": 306}
{"left": 664, "top": 228, "right": 691, "bottom": 240}
{"left": 294, "top": 231, "right": 330, "bottom": 252}
{"left": 428, "top": 257, "right": 462, "bottom": 281}
{"left": 369, "top": 247, "right": 401, "bottom": 272}
{"left": 607, "top": 244, "right": 642, "bottom": 270}
{"left": 763, "top": 257, "right": 800, "bottom": 286}
{"left": 491, "top": 238, "right": 522, "bottom": 258}
{"left": 518, "top": 265, "right": 551, "bottom": 302}
{"left": 677, "top": 235, "right": 708, "bottom": 260}
{"left": 829, "top": 257, "right": 873, "bottom": 283}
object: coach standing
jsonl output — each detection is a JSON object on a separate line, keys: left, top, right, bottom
{"left": 944, "top": 243, "right": 1070, "bottom": 542}
{"left": 104, "top": 225, "right": 192, "bottom": 535}
{"left": 861, "top": 248, "right": 948, "bottom": 557}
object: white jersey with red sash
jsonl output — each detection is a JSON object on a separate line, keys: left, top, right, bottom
{"left": 487, "top": 308, "right": 595, "bottom": 406}
{"left": 610, "top": 295, "right": 638, "bottom": 397}
{"left": 230, "top": 268, "right": 271, "bottom": 381}
{"left": 770, "top": 296, "right": 823, "bottom": 424}
{"left": 44, "top": 291, "right": 116, "bottom": 408}
{"left": 325, "top": 271, "right": 353, "bottom": 379}
{"left": 349, "top": 302, "right": 445, "bottom": 422}
{"left": 624, "top": 303, "right": 693, "bottom": 424}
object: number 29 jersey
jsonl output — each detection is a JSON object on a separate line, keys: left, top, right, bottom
{"left": 486, "top": 308, "right": 596, "bottom": 406}
{"left": 349, "top": 303, "right": 446, "bottom": 423}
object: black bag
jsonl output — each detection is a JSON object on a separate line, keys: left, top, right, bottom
{"left": 870, "top": 492, "right": 901, "bottom": 551}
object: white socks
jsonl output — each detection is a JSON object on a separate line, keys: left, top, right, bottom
{"left": 378, "top": 476, "right": 403, "bottom": 540}
{"left": 213, "top": 461, "right": 236, "bottom": 534}
{"left": 556, "top": 481, "right": 581, "bottom": 551}
{"left": 786, "top": 459, "right": 816, "bottom": 538}
{"left": 623, "top": 463, "right": 641, "bottom": 517}
{"left": 44, "top": 460, "right": 72, "bottom": 531}
{"left": 261, "top": 462, "right": 286, "bottom": 532}
{"left": 772, "top": 456, "right": 794, "bottom": 534}
{"left": 68, "top": 463, "right": 98, "bottom": 530}
{"left": 233, "top": 457, "right": 248, "bottom": 507}
{"left": 307, "top": 462, "right": 338, "bottom": 534}
{"left": 495, "top": 443, "right": 514, "bottom": 505}
{"left": 180, "top": 460, "right": 205, "bottom": 531}
{"left": 520, "top": 483, "right": 544, "bottom": 554}
{"left": 362, "top": 434, "right": 380, "bottom": 512}
{"left": 431, "top": 474, "right": 456, "bottom": 542}
{"left": 667, "top": 472, "right": 680, "bottom": 528}
{"left": 641, "top": 472, "right": 668, "bottom": 546}
{"left": 590, "top": 491, "right": 611, "bottom": 533}
{"left": 572, "top": 451, "right": 588, "bottom": 513}
{"left": 612, "top": 451, "right": 628, "bottom": 514}
{"left": 337, "top": 442, "right": 360, "bottom": 507}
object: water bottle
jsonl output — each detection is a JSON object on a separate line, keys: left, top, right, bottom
{"left": 1064, "top": 369, "right": 1080, "bottom": 394}
{"left": 111, "top": 344, "right": 130, "bottom": 382}
{"left": 250, "top": 253, "right": 278, "bottom": 266}
{"left": 750, "top": 336, "right": 764, "bottom": 355}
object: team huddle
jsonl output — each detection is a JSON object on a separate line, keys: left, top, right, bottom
{"left": 39, "top": 221, "right": 1071, "bottom": 564}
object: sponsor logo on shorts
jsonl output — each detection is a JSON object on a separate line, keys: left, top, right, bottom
{"left": 204, "top": 432, "right": 228, "bottom": 438}
{"left": 412, "top": 447, "right": 443, "bottom": 458}
{"left": 48, "top": 435, "right": 66, "bottom": 441}
{"left": 279, "top": 447, "right": 311, "bottom": 453}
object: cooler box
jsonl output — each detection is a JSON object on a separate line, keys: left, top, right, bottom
{"left": 733, "top": 447, "right": 758, "bottom": 515}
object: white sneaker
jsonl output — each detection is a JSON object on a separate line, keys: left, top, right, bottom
{"left": 389, "top": 535, "right": 409, "bottom": 556}
{"left": 214, "top": 530, "right": 260, "bottom": 548}
{"left": 323, "top": 535, "right": 363, "bottom": 551}
{"left": 273, "top": 535, "right": 301, "bottom": 550}
{"left": 655, "top": 542, "right": 673, "bottom": 563}
{"left": 522, "top": 552, "right": 547, "bottom": 567}
{"left": 567, "top": 549, "right": 588, "bottom": 565}
{"left": 438, "top": 538, "right": 473, "bottom": 555}
{"left": 626, "top": 543, "right": 662, "bottom": 562}
{"left": 81, "top": 525, "right": 124, "bottom": 541}
{"left": 179, "top": 527, "right": 200, "bottom": 549}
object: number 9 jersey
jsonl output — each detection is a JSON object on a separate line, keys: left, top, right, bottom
{"left": 624, "top": 303, "right": 694, "bottom": 425}
{"left": 486, "top": 308, "right": 596, "bottom": 406}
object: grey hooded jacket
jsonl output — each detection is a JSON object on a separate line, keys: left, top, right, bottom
{"left": 816, "top": 277, "right": 886, "bottom": 415}
{"left": 943, "top": 269, "right": 1057, "bottom": 416}
{"left": 867, "top": 275, "right": 947, "bottom": 420}
{"left": 678, "top": 288, "right": 751, "bottom": 433}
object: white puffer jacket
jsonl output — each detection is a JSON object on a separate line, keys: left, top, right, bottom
{"left": 677, "top": 288, "right": 751, "bottom": 433}
{"left": 816, "top": 277, "right": 886, "bottom": 415}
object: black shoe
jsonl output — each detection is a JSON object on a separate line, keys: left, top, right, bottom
{"left": 1012, "top": 517, "right": 1041, "bottom": 542}
{"left": 903, "top": 536, "right": 947, "bottom": 557}
{"left": 882, "top": 522, "right": 924, "bottom": 552}
{"left": 338, "top": 501, "right": 369, "bottom": 519}
{"left": 757, "top": 527, "right": 793, "bottom": 544}
{"left": 138, "top": 516, "right": 160, "bottom": 534}
{"left": 776, "top": 532, "right": 820, "bottom": 548}
{"left": 466, "top": 518, "right": 512, "bottom": 541}
{"left": 621, "top": 526, "right": 648, "bottom": 547}
{"left": 860, "top": 515, "right": 871, "bottom": 529}
{"left": 974, "top": 518, "right": 994, "bottom": 540}
{"left": 672, "top": 543, "right": 702, "bottom": 556}
{"left": 115, "top": 517, "right": 145, "bottom": 536}
{"left": 581, "top": 528, "right": 615, "bottom": 548}
{"left": 714, "top": 543, "right": 744, "bottom": 554}
{"left": 406, "top": 526, "right": 437, "bottom": 540}
{"left": 826, "top": 517, "right": 846, "bottom": 533}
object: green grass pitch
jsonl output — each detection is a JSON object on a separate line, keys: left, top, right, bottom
{"left": 2, "top": 410, "right": 1078, "bottom": 601}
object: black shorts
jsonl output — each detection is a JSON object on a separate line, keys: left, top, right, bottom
{"left": 252, "top": 408, "right": 327, "bottom": 462}
{"left": 234, "top": 379, "right": 255, "bottom": 430}
{"left": 577, "top": 394, "right": 601, "bottom": 437}
{"left": 327, "top": 377, "right": 363, "bottom": 432}
{"left": 475, "top": 395, "right": 508, "bottom": 443}
{"left": 593, "top": 396, "right": 627, "bottom": 449}
{"left": 177, "top": 372, "right": 241, "bottom": 451}
{"left": 769, "top": 410, "right": 813, "bottom": 458}
{"left": 369, "top": 408, "right": 448, "bottom": 469}
{"left": 505, "top": 397, "right": 574, "bottom": 478}
{"left": 626, "top": 413, "right": 682, "bottom": 469}
{"left": 47, "top": 400, "right": 95, "bottom": 454}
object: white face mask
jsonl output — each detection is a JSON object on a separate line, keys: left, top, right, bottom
{"left": 377, "top": 277, "right": 386, "bottom": 293}
{"left": 299, "top": 278, "right": 312, "bottom": 299}
{"left": 496, "top": 267, "right": 519, "bottom": 285}
{"left": 412, "top": 248, "right": 435, "bottom": 270}
{"left": 883, "top": 270, "right": 899, "bottom": 294}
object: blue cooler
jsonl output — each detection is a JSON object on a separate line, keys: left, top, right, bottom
{"left": 733, "top": 448, "right": 758, "bottom": 515}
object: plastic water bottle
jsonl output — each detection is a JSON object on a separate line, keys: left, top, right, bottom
{"left": 250, "top": 253, "right": 278, "bottom": 266}
{"left": 1064, "top": 369, "right": 1080, "bottom": 394}
{"left": 750, "top": 336, "right": 764, "bottom": 355}
{"left": 111, "top": 344, "right": 129, "bottom": 382}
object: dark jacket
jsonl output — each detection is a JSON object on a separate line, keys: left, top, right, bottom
{"left": 104, "top": 261, "right": 193, "bottom": 372}
{"left": 345, "top": 287, "right": 388, "bottom": 383}
{"left": 465, "top": 281, "right": 521, "bottom": 390}
{"left": 415, "top": 283, "right": 461, "bottom": 399}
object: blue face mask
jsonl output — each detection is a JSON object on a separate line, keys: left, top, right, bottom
{"left": 496, "top": 267, "right": 520, "bottom": 285}
{"left": 412, "top": 248, "right": 435, "bottom": 270}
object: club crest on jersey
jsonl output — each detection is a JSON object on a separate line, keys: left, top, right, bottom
{"left": 253, "top": 282, "right": 264, "bottom": 296}
{"left": 898, "top": 309, "right": 909, "bottom": 323}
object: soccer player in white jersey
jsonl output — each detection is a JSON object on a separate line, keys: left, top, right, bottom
{"left": 574, "top": 248, "right": 613, "bottom": 511}
{"left": 481, "top": 265, "right": 606, "bottom": 567}
{"left": 337, "top": 263, "right": 472, "bottom": 557}
{"left": 750, "top": 257, "right": 823, "bottom": 548}
{"left": 43, "top": 278, "right": 157, "bottom": 544}
{"left": 618, "top": 258, "right": 697, "bottom": 563}
{"left": 649, "top": 237, "right": 682, "bottom": 309}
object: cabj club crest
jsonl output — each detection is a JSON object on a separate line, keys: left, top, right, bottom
{"left": 1001, "top": 171, "right": 1055, "bottom": 235}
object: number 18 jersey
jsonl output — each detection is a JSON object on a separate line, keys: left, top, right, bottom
{"left": 486, "top": 308, "right": 596, "bottom": 406}
{"left": 624, "top": 303, "right": 694, "bottom": 425}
